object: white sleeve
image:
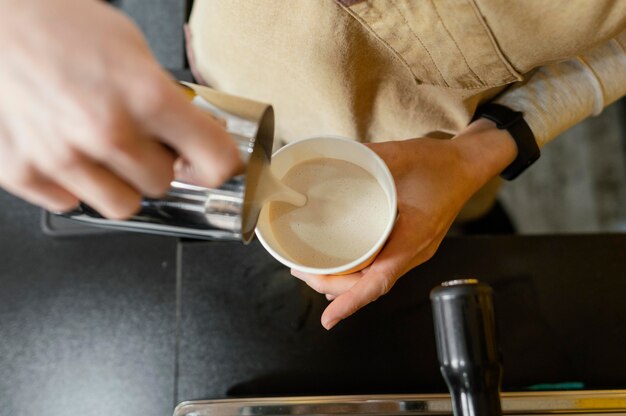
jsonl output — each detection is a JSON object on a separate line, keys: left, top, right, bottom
{"left": 494, "top": 31, "right": 626, "bottom": 148}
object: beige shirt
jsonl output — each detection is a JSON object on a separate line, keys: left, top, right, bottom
{"left": 188, "top": 0, "right": 626, "bottom": 149}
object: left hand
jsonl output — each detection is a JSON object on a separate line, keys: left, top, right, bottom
{"left": 291, "top": 119, "right": 518, "bottom": 329}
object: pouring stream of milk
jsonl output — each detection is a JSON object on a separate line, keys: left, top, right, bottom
{"left": 255, "top": 165, "right": 307, "bottom": 207}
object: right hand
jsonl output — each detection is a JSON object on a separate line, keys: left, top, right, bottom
{"left": 0, "top": 0, "right": 242, "bottom": 219}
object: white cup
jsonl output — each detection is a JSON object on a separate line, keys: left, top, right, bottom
{"left": 255, "top": 136, "right": 397, "bottom": 275}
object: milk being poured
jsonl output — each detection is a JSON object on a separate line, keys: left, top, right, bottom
{"left": 268, "top": 158, "right": 390, "bottom": 269}
{"left": 255, "top": 165, "right": 308, "bottom": 207}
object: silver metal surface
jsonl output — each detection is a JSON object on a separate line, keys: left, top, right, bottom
{"left": 174, "top": 391, "right": 626, "bottom": 416}
{"left": 58, "top": 85, "right": 274, "bottom": 244}
{"left": 441, "top": 279, "right": 479, "bottom": 287}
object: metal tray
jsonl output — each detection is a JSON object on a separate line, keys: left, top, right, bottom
{"left": 175, "top": 391, "right": 626, "bottom": 416}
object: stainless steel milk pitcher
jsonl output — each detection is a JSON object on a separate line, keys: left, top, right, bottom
{"left": 59, "top": 83, "right": 274, "bottom": 243}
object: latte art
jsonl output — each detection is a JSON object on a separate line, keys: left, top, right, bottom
{"left": 269, "top": 158, "right": 390, "bottom": 269}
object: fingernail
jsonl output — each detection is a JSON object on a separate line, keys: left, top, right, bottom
{"left": 322, "top": 318, "right": 339, "bottom": 330}
{"left": 174, "top": 159, "right": 192, "bottom": 178}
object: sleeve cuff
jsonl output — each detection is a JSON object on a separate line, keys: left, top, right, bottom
{"left": 494, "top": 33, "right": 626, "bottom": 148}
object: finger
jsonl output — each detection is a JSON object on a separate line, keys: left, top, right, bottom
{"left": 151, "top": 98, "right": 241, "bottom": 188}
{"left": 37, "top": 150, "right": 142, "bottom": 219}
{"left": 319, "top": 216, "right": 438, "bottom": 329}
{"left": 320, "top": 266, "right": 397, "bottom": 330}
{"left": 66, "top": 104, "right": 176, "bottom": 198}
{"left": 88, "top": 137, "right": 175, "bottom": 198}
{"left": 131, "top": 68, "right": 243, "bottom": 188}
{"left": 0, "top": 164, "right": 78, "bottom": 212}
{"left": 124, "top": 139, "right": 176, "bottom": 196}
{"left": 291, "top": 268, "right": 362, "bottom": 297}
{"left": 173, "top": 155, "right": 227, "bottom": 187}
{"left": 326, "top": 294, "right": 336, "bottom": 301}
{"left": 321, "top": 237, "right": 440, "bottom": 330}
{"left": 173, "top": 157, "right": 199, "bottom": 184}
{"left": 208, "top": 113, "right": 228, "bottom": 129}
{"left": 100, "top": 137, "right": 176, "bottom": 198}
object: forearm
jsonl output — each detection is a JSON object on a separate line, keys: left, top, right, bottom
{"left": 494, "top": 31, "right": 626, "bottom": 148}
{"left": 451, "top": 31, "right": 626, "bottom": 190}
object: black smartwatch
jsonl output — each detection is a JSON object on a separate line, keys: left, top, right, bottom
{"left": 472, "top": 103, "right": 540, "bottom": 180}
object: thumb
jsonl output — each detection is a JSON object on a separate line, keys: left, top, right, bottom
{"left": 139, "top": 72, "right": 243, "bottom": 188}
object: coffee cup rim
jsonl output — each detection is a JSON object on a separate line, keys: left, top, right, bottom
{"left": 255, "top": 135, "right": 398, "bottom": 276}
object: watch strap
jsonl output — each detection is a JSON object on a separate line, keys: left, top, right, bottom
{"left": 473, "top": 104, "right": 540, "bottom": 180}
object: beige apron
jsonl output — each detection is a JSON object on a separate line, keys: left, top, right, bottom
{"left": 187, "top": 0, "right": 625, "bottom": 219}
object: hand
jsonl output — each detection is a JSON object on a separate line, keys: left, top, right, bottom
{"left": 291, "top": 119, "right": 518, "bottom": 329}
{"left": 0, "top": 0, "right": 242, "bottom": 218}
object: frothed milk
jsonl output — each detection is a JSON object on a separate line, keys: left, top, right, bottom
{"left": 242, "top": 159, "right": 307, "bottom": 236}
{"left": 255, "top": 164, "right": 308, "bottom": 207}
{"left": 269, "top": 158, "right": 390, "bottom": 269}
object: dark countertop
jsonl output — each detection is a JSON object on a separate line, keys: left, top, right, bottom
{"left": 1, "top": 189, "right": 625, "bottom": 415}
{"left": 0, "top": 192, "right": 178, "bottom": 415}
{"left": 178, "top": 234, "right": 626, "bottom": 401}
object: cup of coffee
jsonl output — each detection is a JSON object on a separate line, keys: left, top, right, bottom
{"left": 256, "top": 137, "right": 397, "bottom": 275}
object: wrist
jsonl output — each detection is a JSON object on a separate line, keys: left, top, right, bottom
{"left": 451, "top": 118, "right": 518, "bottom": 188}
